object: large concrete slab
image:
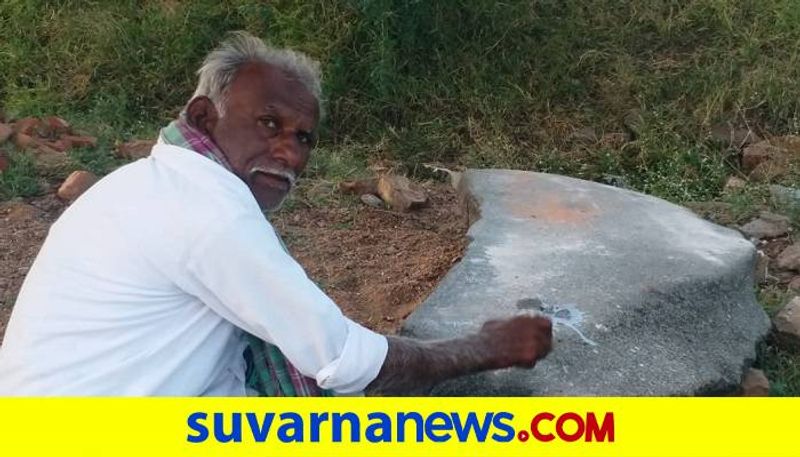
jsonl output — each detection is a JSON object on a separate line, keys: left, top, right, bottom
{"left": 402, "top": 169, "right": 770, "bottom": 395}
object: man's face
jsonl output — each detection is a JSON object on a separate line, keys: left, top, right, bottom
{"left": 190, "top": 62, "right": 319, "bottom": 210}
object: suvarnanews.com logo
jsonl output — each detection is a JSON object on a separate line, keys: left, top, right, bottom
{"left": 186, "top": 410, "right": 615, "bottom": 444}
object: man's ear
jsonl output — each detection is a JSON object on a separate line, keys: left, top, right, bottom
{"left": 185, "top": 96, "right": 219, "bottom": 136}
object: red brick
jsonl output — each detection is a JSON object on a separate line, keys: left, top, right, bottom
{"left": 13, "top": 117, "right": 41, "bottom": 136}
{"left": 43, "top": 116, "right": 71, "bottom": 135}
{"left": 57, "top": 170, "right": 99, "bottom": 201}
{"left": 62, "top": 135, "right": 98, "bottom": 149}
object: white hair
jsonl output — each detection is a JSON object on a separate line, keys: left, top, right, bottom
{"left": 189, "top": 31, "right": 323, "bottom": 117}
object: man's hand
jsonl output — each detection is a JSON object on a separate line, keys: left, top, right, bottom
{"left": 365, "top": 314, "right": 553, "bottom": 396}
{"left": 478, "top": 315, "right": 553, "bottom": 370}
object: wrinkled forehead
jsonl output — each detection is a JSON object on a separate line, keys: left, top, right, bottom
{"left": 226, "top": 61, "right": 320, "bottom": 124}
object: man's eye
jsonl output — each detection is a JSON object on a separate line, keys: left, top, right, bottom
{"left": 298, "top": 133, "right": 313, "bottom": 145}
{"left": 260, "top": 118, "right": 278, "bottom": 130}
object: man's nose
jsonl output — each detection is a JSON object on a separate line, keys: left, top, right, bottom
{"left": 269, "top": 134, "right": 304, "bottom": 170}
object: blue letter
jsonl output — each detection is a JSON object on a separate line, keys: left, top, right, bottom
{"left": 491, "top": 412, "right": 515, "bottom": 442}
{"left": 451, "top": 412, "right": 493, "bottom": 442}
{"left": 425, "top": 412, "right": 453, "bottom": 443}
{"left": 365, "top": 413, "right": 392, "bottom": 443}
{"left": 246, "top": 412, "right": 275, "bottom": 442}
{"left": 332, "top": 412, "right": 360, "bottom": 442}
{"left": 187, "top": 412, "right": 208, "bottom": 443}
{"left": 310, "top": 413, "right": 329, "bottom": 442}
{"left": 277, "top": 413, "right": 305, "bottom": 443}
{"left": 396, "top": 412, "right": 424, "bottom": 442}
{"left": 214, "top": 412, "right": 242, "bottom": 443}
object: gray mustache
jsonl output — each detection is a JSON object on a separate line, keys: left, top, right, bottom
{"left": 250, "top": 166, "right": 297, "bottom": 188}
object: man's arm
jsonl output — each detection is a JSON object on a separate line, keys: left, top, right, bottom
{"left": 365, "top": 315, "right": 552, "bottom": 395}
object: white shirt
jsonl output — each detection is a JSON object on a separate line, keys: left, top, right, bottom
{"left": 0, "top": 144, "right": 388, "bottom": 396}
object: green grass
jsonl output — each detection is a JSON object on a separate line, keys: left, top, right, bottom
{"left": 2, "top": 0, "right": 800, "bottom": 394}
{"left": 760, "top": 345, "right": 800, "bottom": 396}
{"left": 0, "top": 151, "right": 40, "bottom": 199}
{"left": 3, "top": 1, "right": 800, "bottom": 200}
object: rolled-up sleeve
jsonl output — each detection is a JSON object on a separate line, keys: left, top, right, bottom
{"left": 180, "top": 212, "right": 388, "bottom": 394}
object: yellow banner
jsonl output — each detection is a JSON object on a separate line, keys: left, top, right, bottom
{"left": 0, "top": 398, "right": 796, "bottom": 457}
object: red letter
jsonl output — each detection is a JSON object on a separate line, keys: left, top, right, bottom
{"left": 585, "top": 412, "right": 615, "bottom": 442}
{"left": 555, "top": 412, "right": 585, "bottom": 442}
{"left": 530, "top": 412, "right": 555, "bottom": 442}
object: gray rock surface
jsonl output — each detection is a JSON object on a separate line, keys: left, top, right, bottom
{"left": 402, "top": 169, "right": 770, "bottom": 395}
{"left": 777, "top": 244, "right": 800, "bottom": 271}
{"left": 740, "top": 212, "right": 791, "bottom": 240}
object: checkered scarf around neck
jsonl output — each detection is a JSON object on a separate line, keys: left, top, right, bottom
{"left": 159, "top": 116, "right": 333, "bottom": 397}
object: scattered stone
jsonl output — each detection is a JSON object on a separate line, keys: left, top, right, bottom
{"left": 568, "top": 127, "right": 598, "bottom": 145}
{"left": 741, "top": 136, "right": 800, "bottom": 182}
{"left": 777, "top": 244, "right": 800, "bottom": 271}
{"left": 12, "top": 117, "right": 41, "bottom": 136}
{"left": 377, "top": 174, "right": 427, "bottom": 212}
{"left": 13, "top": 133, "right": 35, "bottom": 150}
{"left": 359, "top": 193, "right": 384, "bottom": 208}
{"left": 740, "top": 212, "right": 791, "bottom": 239}
{"left": 0, "top": 123, "right": 13, "bottom": 144}
{"left": 403, "top": 169, "right": 769, "bottom": 395}
{"left": 43, "top": 116, "right": 71, "bottom": 135}
{"left": 742, "top": 141, "right": 784, "bottom": 173}
{"left": 62, "top": 135, "right": 97, "bottom": 149}
{"left": 741, "top": 368, "right": 770, "bottom": 396}
{"left": 57, "top": 171, "right": 98, "bottom": 201}
{"left": 41, "top": 138, "right": 71, "bottom": 153}
{"left": 115, "top": 139, "right": 155, "bottom": 160}
{"left": 723, "top": 176, "right": 746, "bottom": 193}
{"left": 773, "top": 297, "right": 800, "bottom": 351}
{"left": 710, "top": 123, "right": 761, "bottom": 149}
{"left": 776, "top": 270, "right": 796, "bottom": 284}
{"left": 770, "top": 185, "right": 800, "bottom": 212}
{"left": 339, "top": 178, "right": 379, "bottom": 196}
{"left": 788, "top": 276, "right": 800, "bottom": 292}
{"left": 748, "top": 156, "right": 789, "bottom": 183}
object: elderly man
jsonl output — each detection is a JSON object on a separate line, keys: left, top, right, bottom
{"left": 0, "top": 32, "right": 552, "bottom": 396}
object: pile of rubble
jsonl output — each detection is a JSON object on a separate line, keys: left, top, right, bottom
{"left": 0, "top": 114, "right": 154, "bottom": 202}
{"left": 0, "top": 116, "right": 97, "bottom": 175}
{"left": 703, "top": 128, "right": 800, "bottom": 395}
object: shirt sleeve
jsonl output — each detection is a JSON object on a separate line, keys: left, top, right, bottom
{"left": 181, "top": 212, "right": 388, "bottom": 394}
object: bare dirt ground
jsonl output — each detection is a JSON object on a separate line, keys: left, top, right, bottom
{"left": 273, "top": 183, "right": 468, "bottom": 334}
{"left": 0, "top": 195, "right": 65, "bottom": 340}
{"left": 0, "top": 183, "right": 467, "bottom": 341}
